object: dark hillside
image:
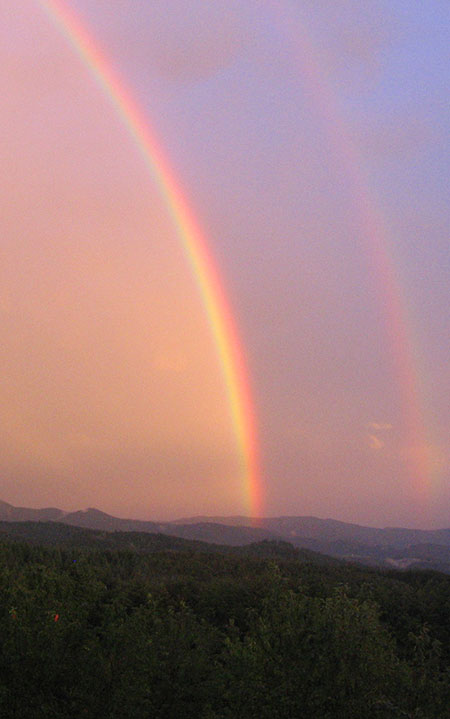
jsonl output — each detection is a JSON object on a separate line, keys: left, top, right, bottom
{"left": 1, "top": 501, "right": 449, "bottom": 572}
{"left": 0, "top": 527, "right": 449, "bottom": 717}
{"left": 0, "top": 521, "right": 337, "bottom": 566}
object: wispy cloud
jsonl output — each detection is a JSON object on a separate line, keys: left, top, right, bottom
{"left": 366, "top": 422, "right": 393, "bottom": 450}
{"left": 367, "top": 422, "right": 393, "bottom": 432}
{"left": 367, "top": 434, "right": 384, "bottom": 450}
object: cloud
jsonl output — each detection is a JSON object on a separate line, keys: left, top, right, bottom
{"left": 367, "top": 422, "right": 393, "bottom": 432}
{"left": 367, "top": 434, "right": 384, "bottom": 450}
{"left": 365, "top": 422, "right": 392, "bottom": 450}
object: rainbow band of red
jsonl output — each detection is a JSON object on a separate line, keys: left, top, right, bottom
{"left": 268, "top": 1, "right": 432, "bottom": 511}
{"left": 37, "top": 0, "right": 263, "bottom": 518}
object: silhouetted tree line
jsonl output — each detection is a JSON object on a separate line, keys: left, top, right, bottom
{"left": 0, "top": 539, "right": 449, "bottom": 718}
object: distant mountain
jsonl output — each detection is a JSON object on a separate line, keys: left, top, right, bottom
{"left": 162, "top": 521, "right": 277, "bottom": 546}
{"left": 0, "top": 519, "right": 230, "bottom": 553}
{"left": 176, "top": 515, "right": 450, "bottom": 573}
{"left": 0, "top": 499, "right": 63, "bottom": 522}
{"left": 0, "top": 504, "right": 278, "bottom": 546}
{"left": 55, "top": 509, "right": 278, "bottom": 545}
{"left": 0, "top": 521, "right": 337, "bottom": 566}
{"left": 61, "top": 508, "right": 162, "bottom": 533}
{"left": 0, "top": 500, "right": 449, "bottom": 572}
{"left": 178, "top": 514, "right": 450, "bottom": 548}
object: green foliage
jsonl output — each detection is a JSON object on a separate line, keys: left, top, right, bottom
{"left": 219, "top": 569, "right": 401, "bottom": 719}
{"left": 0, "top": 540, "right": 448, "bottom": 717}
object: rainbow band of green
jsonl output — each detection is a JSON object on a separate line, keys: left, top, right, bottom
{"left": 268, "top": 0, "right": 433, "bottom": 511}
{"left": 37, "top": 0, "right": 263, "bottom": 518}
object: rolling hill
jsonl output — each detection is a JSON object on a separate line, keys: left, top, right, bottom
{"left": 0, "top": 499, "right": 449, "bottom": 572}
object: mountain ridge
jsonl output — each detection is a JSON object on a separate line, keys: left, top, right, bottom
{"left": 0, "top": 500, "right": 449, "bottom": 572}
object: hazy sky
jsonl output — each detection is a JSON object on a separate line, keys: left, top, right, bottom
{"left": 1, "top": 0, "right": 449, "bottom": 527}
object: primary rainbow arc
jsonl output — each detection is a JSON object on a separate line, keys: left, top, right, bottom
{"left": 37, "top": 0, "right": 432, "bottom": 520}
{"left": 37, "top": 0, "right": 263, "bottom": 518}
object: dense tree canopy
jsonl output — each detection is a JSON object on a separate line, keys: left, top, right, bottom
{"left": 0, "top": 537, "right": 449, "bottom": 717}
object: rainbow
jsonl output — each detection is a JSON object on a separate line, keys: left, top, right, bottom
{"left": 267, "top": 0, "right": 433, "bottom": 512}
{"left": 37, "top": 0, "right": 263, "bottom": 519}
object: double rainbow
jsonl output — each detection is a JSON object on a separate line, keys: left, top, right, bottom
{"left": 37, "top": 0, "right": 263, "bottom": 518}
{"left": 37, "top": 0, "right": 434, "bottom": 520}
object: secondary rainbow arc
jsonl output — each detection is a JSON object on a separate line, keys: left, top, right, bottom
{"left": 37, "top": 0, "right": 263, "bottom": 518}
{"left": 267, "top": 0, "right": 433, "bottom": 509}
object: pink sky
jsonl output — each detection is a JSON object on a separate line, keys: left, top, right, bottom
{"left": 1, "top": 1, "right": 449, "bottom": 527}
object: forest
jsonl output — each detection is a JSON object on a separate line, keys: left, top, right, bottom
{"left": 0, "top": 526, "right": 449, "bottom": 718}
